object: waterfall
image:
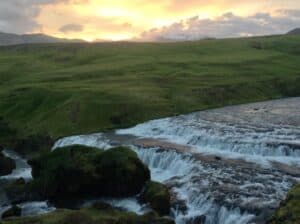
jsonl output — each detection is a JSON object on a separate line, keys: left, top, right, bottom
{"left": 53, "top": 133, "right": 112, "bottom": 150}
{"left": 52, "top": 131, "right": 298, "bottom": 223}
{"left": 117, "top": 115, "right": 300, "bottom": 167}
{"left": 51, "top": 98, "right": 300, "bottom": 224}
{"left": 134, "top": 147, "right": 295, "bottom": 224}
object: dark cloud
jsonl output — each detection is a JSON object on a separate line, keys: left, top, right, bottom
{"left": 0, "top": 0, "right": 68, "bottom": 34}
{"left": 140, "top": 10, "right": 300, "bottom": 41}
{"left": 59, "top": 23, "right": 84, "bottom": 33}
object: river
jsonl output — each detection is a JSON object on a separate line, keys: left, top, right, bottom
{"left": 1, "top": 97, "right": 300, "bottom": 223}
{"left": 54, "top": 97, "right": 300, "bottom": 224}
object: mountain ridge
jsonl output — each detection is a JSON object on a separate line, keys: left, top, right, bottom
{"left": 0, "top": 31, "right": 85, "bottom": 46}
{"left": 287, "top": 28, "right": 300, "bottom": 35}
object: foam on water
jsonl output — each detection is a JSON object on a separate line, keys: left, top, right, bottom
{"left": 134, "top": 147, "right": 295, "bottom": 224}
{"left": 52, "top": 133, "right": 298, "bottom": 223}
{"left": 0, "top": 202, "right": 55, "bottom": 219}
{"left": 82, "top": 197, "right": 149, "bottom": 215}
{"left": 53, "top": 133, "right": 111, "bottom": 150}
{"left": 116, "top": 115, "right": 300, "bottom": 167}
{"left": 20, "top": 201, "right": 56, "bottom": 217}
{"left": 0, "top": 150, "right": 32, "bottom": 181}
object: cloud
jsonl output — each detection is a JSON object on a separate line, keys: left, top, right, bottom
{"left": 59, "top": 23, "right": 84, "bottom": 33}
{"left": 0, "top": 0, "right": 70, "bottom": 34}
{"left": 139, "top": 10, "right": 300, "bottom": 41}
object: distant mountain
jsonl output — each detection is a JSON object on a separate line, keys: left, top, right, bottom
{"left": 0, "top": 32, "right": 85, "bottom": 46}
{"left": 287, "top": 28, "right": 300, "bottom": 35}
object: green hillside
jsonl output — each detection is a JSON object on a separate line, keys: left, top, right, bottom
{"left": 0, "top": 35, "right": 300, "bottom": 139}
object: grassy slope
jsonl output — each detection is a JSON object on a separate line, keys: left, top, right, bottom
{"left": 0, "top": 35, "right": 299, "bottom": 138}
{"left": 268, "top": 184, "right": 300, "bottom": 224}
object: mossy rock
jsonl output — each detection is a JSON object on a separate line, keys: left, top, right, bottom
{"left": 267, "top": 184, "right": 300, "bottom": 224}
{"left": 11, "top": 134, "right": 54, "bottom": 158}
{"left": 2, "top": 205, "right": 22, "bottom": 219}
{"left": 29, "top": 145, "right": 150, "bottom": 198}
{"left": 0, "top": 151, "right": 16, "bottom": 176}
{"left": 0, "top": 207, "right": 175, "bottom": 224}
{"left": 141, "top": 181, "right": 171, "bottom": 216}
{"left": 91, "top": 202, "right": 114, "bottom": 211}
{"left": 0, "top": 117, "right": 54, "bottom": 158}
{"left": 4, "top": 178, "right": 42, "bottom": 204}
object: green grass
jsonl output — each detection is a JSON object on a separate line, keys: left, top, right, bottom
{"left": 268, "top": 184, "right": 300, "bottom": 224}
{"left": 0, "top": 35, "right": 300, "bottom": 139}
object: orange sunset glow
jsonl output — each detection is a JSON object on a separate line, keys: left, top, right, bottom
{"left": 1, "top": 0, "right": 300, "bottom": 41}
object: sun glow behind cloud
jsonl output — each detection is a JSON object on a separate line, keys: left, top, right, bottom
{"left": 1, "top": 0, "right": 300, "bottom": 41}
{"left": 37, "top": 1, "right": 231, "bottom": 41}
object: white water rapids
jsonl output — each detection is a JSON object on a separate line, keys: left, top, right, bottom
{"left": 1, "top": 98, "right": 299, "bottom": 223}
{"left": 0, "top": 150, "right": 56, "bottom": 219}
{"left": 53, "top": 97, "right": 300, "bottom": 224}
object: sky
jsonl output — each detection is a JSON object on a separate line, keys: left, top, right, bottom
{"left": 0, "top": 0, "right": 300, "bottom": 41}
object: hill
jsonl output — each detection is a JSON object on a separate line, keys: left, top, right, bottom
{"left": 0, "top": 35, "right": 299, "bottom": 140}
{"left": 0, "top": 32, "right": 84, "bottom": 46}
{"left": 287, "top": 28, "right": 300, "bottom": 35}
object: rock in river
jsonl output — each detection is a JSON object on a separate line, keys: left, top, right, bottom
{"left": 0, "top": 151, "right": 16, "bottom": 176}
{"left": 29, "top": 145, "right": 150, "bottom": 199}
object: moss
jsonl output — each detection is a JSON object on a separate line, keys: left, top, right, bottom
{"left": 268, "top": 184, "right": 300, "bottom": 224}
{"left": 142, "top": 181, "right": 171, "bottom": 216}
{"left": 94, "top": 147, "right": 151, "bottom": 196}
{"left": 0, "top": 206, "right": 175, "bottom": 224}
{"left": 29, "top": 145, "right": 150, "bottom": 198}
{"left": 11, "top": 135, "right": 54, "bottom": 158}
{"left": 0, "top": 151, "right": 15, "bottom": 176}
{"left": 4, "top": 178, "right": 42, "bottom": 204}
{"left": 2, "top": 205, "right": 22, "bottom": 219}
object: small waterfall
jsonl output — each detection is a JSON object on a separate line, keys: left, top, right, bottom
{"left": 117, "top": 115, "right": 300, "bottom": 167}
{"left": 53, "top": 133, "right": 112, "bottom": 150}
{"left": 0, "top": 150, "right": 32, "bottom": 181}
{"left": 134, "top": 148, "right": 259, "bottom": 224}
{"left": 135, "top": 148, "right": 196, "bottom": 182}
{"left": 52, "top": 133, "right": 298, "bottom": 224}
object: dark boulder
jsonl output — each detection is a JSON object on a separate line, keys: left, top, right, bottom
{"left": 0, "top": 151, "right": 16, "bottom": 176}
{"left": 141, "top": 181, "right": 171, "bottom": 216}
{"left": 91, "top": 202, "right": 114, "bottom": 211}
{"left": 11, "top": 134, "right": 54, "bottom": 157}
{"left": 186, "top": 215, "right": 206, "bottom": 224}
{"left": 2, "top": 205, "right": 22, "bottom": 219}
{"left": 4, "top": 178, "right": 42, "bottom": 204}
{"left": 29, "top": 145, "right": 150, "bottom": 198}
{"left": 141, "top": 212, "right": 175, "bottom": 224}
